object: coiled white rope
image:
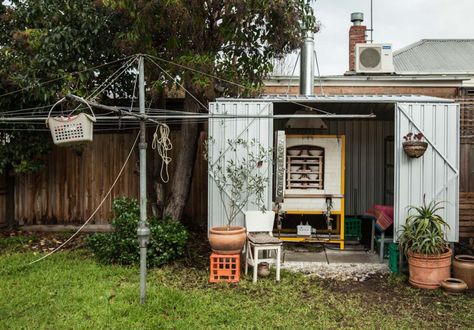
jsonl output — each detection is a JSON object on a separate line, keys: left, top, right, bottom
{"left": 152, "top": 123, "right": 172, "bottom": 183}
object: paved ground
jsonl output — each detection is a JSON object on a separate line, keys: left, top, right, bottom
{"left": 281, "top": 243, "right": 390, "bottom": 281}
{"left": 283, "top": 248, "right": 380, "bottom": 264}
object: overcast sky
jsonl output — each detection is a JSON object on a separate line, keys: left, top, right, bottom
{"left": 304, "top": 0, "right": 474, "bottom": 75}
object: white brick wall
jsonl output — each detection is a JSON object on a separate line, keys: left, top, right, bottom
{"left": 283, "top": 136, "right": 344, "bottom": 212}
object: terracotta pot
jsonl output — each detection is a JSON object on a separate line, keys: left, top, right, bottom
{"left": 407, "top": 248, "right": 452, "bottom": 289}
{"left": 403, "top": 141, "right": 428, "bottom": 158}
{"left": 209, "top": 226, "right": 246, "bottom": 254}
{"left": 258, "top": 262, "right": 270, "bottom": 277}
{"left": 453, "top": 255, "right": 474, "bottom": 289}
{"left": 440, "top": 278, "right": 468, "bottom": 294}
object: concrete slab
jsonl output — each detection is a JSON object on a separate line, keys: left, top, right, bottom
{"left": 280, "top": 245, "right": 390, "bottom": 280}
{"left": 284, "top": 249, "right": 380, "bottom": 264}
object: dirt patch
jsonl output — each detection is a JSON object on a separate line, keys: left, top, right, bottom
{"left": 317, "top": 274, "right": 474, "bottom": 328}
{"left": 0, "top": 230, "right": 87, "bottom": 253}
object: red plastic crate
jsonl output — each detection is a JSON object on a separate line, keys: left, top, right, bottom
{"left": 209, "top": 253, "right": 240, "bottom": 283}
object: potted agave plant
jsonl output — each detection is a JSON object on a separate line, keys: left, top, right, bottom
{"left": 398, "top": 199, "right": 452, "bottom": 289}
{"left": 206, "top": 138, "right": 271, "bottom": 254}
{"left": 402, "top": 132, "right": 428, "bottom": 158}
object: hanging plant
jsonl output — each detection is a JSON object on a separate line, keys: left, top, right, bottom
{"left": 402, "top": 132, "right": 428, "bottom": 158}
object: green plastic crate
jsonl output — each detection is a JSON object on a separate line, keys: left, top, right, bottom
{"left": 344, "top": 217, "right": 362, "bottom": 241}
{"left": 374, "top": 236, "right": 393, "bottom": 259}
{"left": 388, "top": 243, "right": 408, "bottom": 273}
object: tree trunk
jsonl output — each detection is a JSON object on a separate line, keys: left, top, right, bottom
{"left": 150, "top": 90, "right": 166, "bottom": 218}
{"left": 6, "top": 167, "right": 15, "bottom": 229}
{"left": 163, "top": 90, "right": 201, "bottom": 220}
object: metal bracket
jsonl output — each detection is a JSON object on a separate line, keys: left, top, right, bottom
{"left": 137, "top": 226, "right": 150, "bottom": 247}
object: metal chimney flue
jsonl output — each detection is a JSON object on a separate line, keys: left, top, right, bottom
{"left": 299, "top": 30, "right": 314, "bottom": 96}
{"left": 351, "top": 12, "right": 364, "bottom": 26}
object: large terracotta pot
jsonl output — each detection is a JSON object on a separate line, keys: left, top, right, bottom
{"left": 408, "top": 248, "right": 452, "bottom": 289}
{"left": 453, "top": 255, "right": 474, "bottom": 289}
{"left": 209, "top": 226, "right": 246, "bottom": 254}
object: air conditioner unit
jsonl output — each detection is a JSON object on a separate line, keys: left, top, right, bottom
{"left": 355, "top": 43, "right": 394, "bottom": 73}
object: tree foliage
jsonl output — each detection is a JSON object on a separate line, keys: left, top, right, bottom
{"left": 0, "top": 0, "right": 318, "bottom": 220}
{"left": 0, "top": 0, "right": 129, "bottom": 173}
{"left": 103, "top": 0, "right": 319, "bottom": 220}
{"left": 106, "top": 0, "right": 318, "bottom": 97}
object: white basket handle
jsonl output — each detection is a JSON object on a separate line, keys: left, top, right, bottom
{"left": 46, "top": 96, "right": 96, "bottom": 126}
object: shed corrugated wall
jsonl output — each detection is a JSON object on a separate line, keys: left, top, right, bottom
{"left": 394, "top": 102, "right": 459, "bottom": 242}
{"left": 208, "top": 101, "right": 273, "bottom": 230}
{"left": 325, "top": 120, "right": 394, "bottom": 215}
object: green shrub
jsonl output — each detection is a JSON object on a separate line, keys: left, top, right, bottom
{"left": 86, "top": 197, "right": 188, "bottom": 267}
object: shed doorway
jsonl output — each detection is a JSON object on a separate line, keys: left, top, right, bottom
{"left": 273, "top": 101, "right": 395, "bottom": 251}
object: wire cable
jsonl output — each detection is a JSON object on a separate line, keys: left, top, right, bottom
{"left": 146, "top": 57, "right": 209, "bottom": 112}
{"left": 145, "top": 54, "right": 333, "bottom": 115}
{"left": 27, "top": 131, "right": 140, "bottom": 266}
{"left": 0, "top": 55, "right": 135, "bottom": 99}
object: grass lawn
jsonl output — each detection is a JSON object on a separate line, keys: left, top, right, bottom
{"left": 0, "top": 236, "right": 473, "bottom": 329}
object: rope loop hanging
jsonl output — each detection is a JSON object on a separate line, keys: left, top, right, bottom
{"left": 152, "top": 123, "right": 173, "bottom": 183}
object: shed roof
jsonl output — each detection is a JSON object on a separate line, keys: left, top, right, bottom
{"left": 394, "top": 39, "right": 474, "bottom": 74}
{"left": 217, "top": 94, "right": 454, "bottom": 104}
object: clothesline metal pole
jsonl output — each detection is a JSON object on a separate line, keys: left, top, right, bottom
{"left": 136, "top": 55, "right": 150, "bottom": 305}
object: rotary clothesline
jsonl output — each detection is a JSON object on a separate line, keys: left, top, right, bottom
{"left": 0, "top": 53, "right": 336, "bottom": 121}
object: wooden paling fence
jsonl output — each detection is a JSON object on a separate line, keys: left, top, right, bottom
{"left": 460, "top": 193, "right": 474, "bottom": 240}
{"left": 15, "top": 133, "right": 140, "bottom": 225}
{"left": 458, "top": 95, "right": 474, "bottom": 241}
{"left": 12, "top": 131, "right": 208, "bottom": 226}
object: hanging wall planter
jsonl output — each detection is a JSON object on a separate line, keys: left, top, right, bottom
{"left": 46, "top": 97, "right": 96, "bottom": 146}
{"left": 403, "top": 141, "right": 428, "bottom": 158}
{"left": 402, "top": 132, "right": 427, "bottom": 158}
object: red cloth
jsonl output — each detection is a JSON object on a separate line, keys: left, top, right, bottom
{"left": 365, "top": 205, "right": 394, "bottom": 231}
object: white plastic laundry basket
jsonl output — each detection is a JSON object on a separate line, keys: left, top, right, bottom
{"left": 46, "top": 97, "right": 96, "bottom": 146}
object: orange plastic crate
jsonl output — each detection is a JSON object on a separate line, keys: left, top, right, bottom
{"left": 209, "top": 253, "right": 240, "bottom": 283}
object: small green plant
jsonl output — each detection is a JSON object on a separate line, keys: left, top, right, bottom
{"left": 398, "top": 199, "right": 449, "bottom": 256}
{"left": 206, "top": 138, "right": 271, "bottom": 227}
{"left": 86, "top": 197, "right": 188, "bottom": 267}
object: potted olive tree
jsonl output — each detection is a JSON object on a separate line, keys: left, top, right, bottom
{"left": 206, "top": 138, "right": 271, "bottom": 254}
{"left": 398, "top": 199, "right": 452, "bottom": 289}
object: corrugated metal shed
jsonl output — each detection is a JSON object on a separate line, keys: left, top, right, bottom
{"left": 395, "top": 102, "right": 459, "bottom": 241}
{"left": 208, "top": 101, "right": 273, "bottom": 229}
{"left": 219, "top": 94, "right": 454, "bottom": 103}
{"left": 394, "top": 39, "right": 474, "bottom": 74}
{"left": 209, "top": 95, "right": 460, "bottom": 242}
{"left": 326, "top": 120, "right": 394, "bottom": 215}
